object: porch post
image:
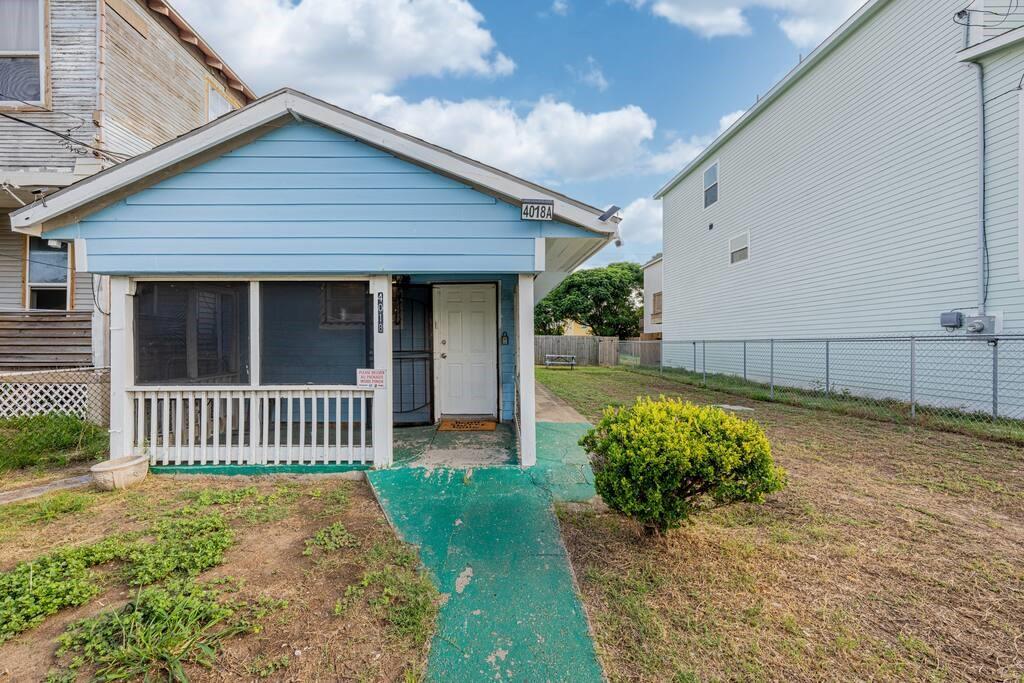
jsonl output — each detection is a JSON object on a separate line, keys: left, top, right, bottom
{"left": 107, "top": 276, "right": 133, "bottom": 459}
{"left": 370, "top": 275, "right": 393, "bottom": 468}
{"left": 517, "top": 274, "right": 537, "bottom": 466}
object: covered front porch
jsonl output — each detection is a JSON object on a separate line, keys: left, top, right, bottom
{"left": 114, "top": 273, "right": 539, "bottom": 470}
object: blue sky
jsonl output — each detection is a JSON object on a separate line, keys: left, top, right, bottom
{"left": 175, "top": 0, "right": 864, "bottom": 266}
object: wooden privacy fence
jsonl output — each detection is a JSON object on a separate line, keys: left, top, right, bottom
{"left": 535, "top": 336, "right": 619, "bottom": 366}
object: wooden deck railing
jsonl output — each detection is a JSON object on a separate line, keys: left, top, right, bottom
{"left": 126, "top": 386, "right": 375, "bottom": 467}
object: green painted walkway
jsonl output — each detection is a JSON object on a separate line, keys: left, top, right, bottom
{"left": 368, "top": 422, "right": 602, "bottom": 682}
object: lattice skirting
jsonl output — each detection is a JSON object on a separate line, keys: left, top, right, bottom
{"left": 0, "top": 368, "right": 110, "bottom": 425}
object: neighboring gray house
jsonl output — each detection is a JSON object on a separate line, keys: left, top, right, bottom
{"left": 655, "top": 0, "right": 1024, "bottom": 416}
{"left": 642, "top": 253, "right": 662, "bottom": 340}
{"left": 0, "top": 0, "right": 252, "bottom": 370}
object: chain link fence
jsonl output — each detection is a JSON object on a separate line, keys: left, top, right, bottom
{"left": 0, "top": 367, "right": 110, "bottom": 427}
{"left": 615, "top": 337, "right": 1024, "bottom": 443}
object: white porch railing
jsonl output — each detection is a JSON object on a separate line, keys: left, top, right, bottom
{"left": 126, "top": 386, "right": 374, "bottom": 466}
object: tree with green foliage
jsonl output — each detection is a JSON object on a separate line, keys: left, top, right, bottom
{"left": 534, "top": 262, "right": 643, "bottom": 338}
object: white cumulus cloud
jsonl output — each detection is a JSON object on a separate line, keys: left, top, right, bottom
{"left": 630, "top": 0, "right": 863, "bottom": 47}
{"left": 359, "top": 95, "right": 656, "bottom": 183}
{"left": 568, "top": 56, "right": 610, "bottom": 92}
{"left": 647, "top": 109, "right": 744, "bottom": 173}
{"left": 172, "top": 0, "right": 515, "bottom": 102}
{"left": 619, "top": 197, "right": 663, "bottom": 245}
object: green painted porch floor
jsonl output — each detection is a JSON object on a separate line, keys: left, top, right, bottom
{"left": 368, "top": 421, "right": 601, "bottom": 682}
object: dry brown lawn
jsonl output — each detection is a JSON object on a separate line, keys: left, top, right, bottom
{"left": 0, "top": 475, "right": 434, "bottom": 682}
{"left": 539, "top": 367, "right": 1024, "bottom": 683}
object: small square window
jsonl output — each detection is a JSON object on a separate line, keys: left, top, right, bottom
{"left": 703, "top": 162, "right": 719, "bottom": 208}
{"left": 729, "top": 233, "right": 749, "bottom": 265}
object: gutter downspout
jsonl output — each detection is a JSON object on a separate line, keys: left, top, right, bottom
{"left": 962, "top": 13, "right": 987, "bottom": 315}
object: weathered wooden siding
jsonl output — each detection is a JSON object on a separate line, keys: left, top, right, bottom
{"left": 103, "top": 0, "right": 244, "bottom": 156}
{"left": 0, "top": 311, "right": 92, "bottom": 368}
{"left": 46, "top": 122, "right": 592, "bottom": 274}
{"left": 0, "top": 0, "right": 99, "bottom": 172}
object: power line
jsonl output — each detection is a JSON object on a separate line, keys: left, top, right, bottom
{"left": 0, "top": 111, "right": 132, "bottom": 164}
{"left": 0, "top": 90, "right": 88, "bottom": 132}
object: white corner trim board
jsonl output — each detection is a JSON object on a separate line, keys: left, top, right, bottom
{"left": 10, "top": 89, "right": 620, "bottom": 238}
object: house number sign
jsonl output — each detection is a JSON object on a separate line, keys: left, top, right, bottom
{"left": 377, "top": 292, "right": 384, "bottom": 333}
{"left": 521, "top": 199, "right": 554, "bottom": 221}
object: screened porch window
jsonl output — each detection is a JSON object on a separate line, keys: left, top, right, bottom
{"left": 135, "top": 282, "right": 249, "bottom": 385}
{"left": 261, "top": 282, "right": 370, "bottom": 385}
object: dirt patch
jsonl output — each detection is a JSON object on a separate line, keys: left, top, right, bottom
{"left": 542, "top": 367, "right": 1024, "bottom": 682}
{"left": 0, "top": 476, "right": 436, "bottom": 682}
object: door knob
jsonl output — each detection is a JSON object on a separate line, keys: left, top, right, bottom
{"left": 441, "top": 353, "right": 447, "bottom": 359}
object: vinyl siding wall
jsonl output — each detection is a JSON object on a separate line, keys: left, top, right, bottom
{"left": 643, "top": 260, "right": 662, "bottom": 334}
{"left": 659, "top": 0, "right": 1024, "bottom": 418}
{"left": 661, "top": 0, "right": 1016, "bottom": 341}
{"left": 47, "top": 121, "right": 591, "bottom": 273}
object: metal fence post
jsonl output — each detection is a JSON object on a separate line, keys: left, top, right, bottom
{"left": 769, "top": 339, "right": 775, "bottom": 400}
{"left": 743, "top": 340, "right": 747, "bottom": 381}
{"left": 991, "top": 339, "right": 999, "bottom": 420}
{"left": 702, "top": 340, "right": 707, "bottom": 386}
{"left": 909, "top": 337, "right": 916, "bottom": 420}
{"left": 825, "top": 340, "right": 830, "bottom": 396}
{"left": 692, "top": 341, "right": 697, "bottom": 373}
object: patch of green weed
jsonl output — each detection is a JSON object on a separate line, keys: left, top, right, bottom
{"left": 246, "top": 654, "right": 291, "bottom": 678}
{"left": 124, "top": 513, "right": 234, "bottom": 585}
{"left": 339, "top": 566, "right": 437, "bottom": 645}
{"left": 304, "top": 521, "right": 359, "bottom": 556}
{"left": 54, "top": 578, "right": 277, "bottom": 681}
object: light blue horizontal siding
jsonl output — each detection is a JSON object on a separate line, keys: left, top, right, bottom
{"left": 86, "top": 254, "right": 536, "bottom": 274}
{"left": 49, "top": 120, "right": 595, "bottom": 275}
{"left": 57, "top": 221, "right": 587, "bottom": 239}
{"left": 123, "top": 188, "right": 497, "bottom": 206}
{"left": 86, "top": 237, "right": 536, "bottom": 256}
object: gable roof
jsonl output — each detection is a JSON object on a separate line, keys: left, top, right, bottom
{"left": 10, "top": 89, "right": 620, "bottom": 238}
{"left": 654, "top": 0, "right": 886, "bottom": 199}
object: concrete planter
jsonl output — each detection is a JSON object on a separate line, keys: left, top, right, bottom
{"left": 91, "top": 456, "right": 149, "bottom": 491}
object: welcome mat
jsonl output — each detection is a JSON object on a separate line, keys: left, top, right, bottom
{"left": 438, "top": 419, "right": 497, "bottom": 432}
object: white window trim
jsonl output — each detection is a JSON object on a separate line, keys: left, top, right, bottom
{"left": 0, "top": 0, "right": 47, "bottom": 108}
{"left": 24, "top": 235, "right": 72, "bottom": 310}
{"left": 1019, "top": 91, "right": 1024, "bottom": 281}
{"left": 702, "top": 159, "right": 720, "bottom": 210}
{"left": 728, "top": 231, "right": 750, "bottom": 266}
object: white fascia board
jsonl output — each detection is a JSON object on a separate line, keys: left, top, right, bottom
{"left": 958, "top": 25, "right": 1024, "bottom": 62}
{"left": 11, "top": 90, "right": 619, "bottom": 237}
{"left": 653, "top": 0, "right": 889, "bottom": 199}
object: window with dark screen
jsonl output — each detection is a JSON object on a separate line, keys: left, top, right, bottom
{"left": 134, "top": 282, "right": 249, "bottom": 385}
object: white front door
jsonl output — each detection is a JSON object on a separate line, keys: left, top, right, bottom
{"left": 435, "top": 284, "right": 498, "bottom": 417}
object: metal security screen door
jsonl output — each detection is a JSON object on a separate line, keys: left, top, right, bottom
{"left": 393, "top": 285, "right": 433, "bottom": 425}
{"left": 434, "top": 284, "right": 498, "bottom": 417}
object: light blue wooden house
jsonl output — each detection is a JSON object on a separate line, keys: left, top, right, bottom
{"left": 9, "top": 89, "right": 619, "bottom": 470}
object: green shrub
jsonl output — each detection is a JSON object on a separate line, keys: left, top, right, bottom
{"left": 0, "top": 413, "right": 108, "bottom": 472}
{"left": 581, "top": 397, "right": 786, "bottom": 534}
